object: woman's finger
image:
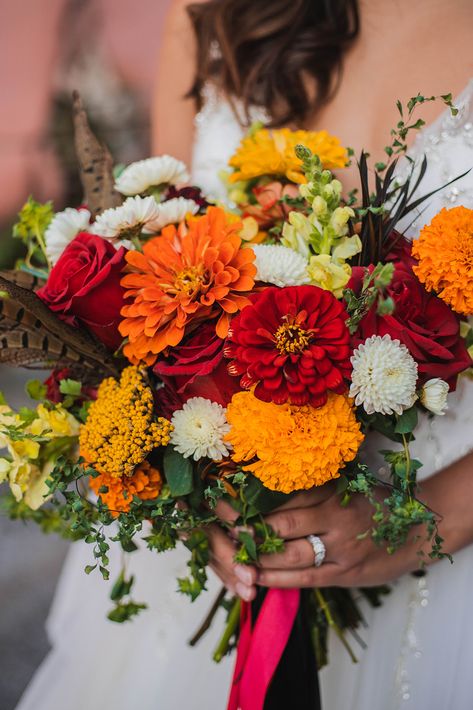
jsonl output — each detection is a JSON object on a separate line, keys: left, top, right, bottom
{"left": 257, "top": 562, "right": 340, "bottom": 589}
{"left": 215, "top": 499, "right": 240, "bottom": 524}
{"left": 265, "top": 505, "right": 330, "bottom": 540}
{"left": 276, "top": 482, "right": 336, "bottom": 511}
{"left": 258, "top": 536, "right": 331, "bottom": 570}
{"left": 207, "top": 523, "right": 257, "bottom": 600}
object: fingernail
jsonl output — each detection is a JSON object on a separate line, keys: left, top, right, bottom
{"left": 234, "top": 564, "right": 252, "bottom": 585}
{"left": 235, "top": 582, "right": 252, "bottom": 601}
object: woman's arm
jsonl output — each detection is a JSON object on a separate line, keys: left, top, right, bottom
{"left": 152, "top": 0, "right": 205, "bottom": 164}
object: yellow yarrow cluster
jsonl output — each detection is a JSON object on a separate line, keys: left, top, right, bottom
{"left": 225, "top": 390, "right": 364, "bottom": 494}
{"left": 80, "top": 366, "right": 171, "bottom": 478}
{"left": 412, "top": 206, "right": 473, "bottom": 315}
{"left": 229, "top": 128, "right": 347, "bottom": 184}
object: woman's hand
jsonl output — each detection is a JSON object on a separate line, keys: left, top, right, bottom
{"left": 207, "top": 451, "right": 473, "bottom": 599}
{"left": 256, "top": 488, "right": 426, "bottom": 589}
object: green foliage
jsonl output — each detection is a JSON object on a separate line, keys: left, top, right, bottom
{"left": 178, "top": 529, "right": 210, "bottom": 601}
{"left": 13, "top": 197, "right": 54, "bottom": 272}
{"left": 163, "top": 447, "right": 194, "bottom": 496}
{"left": 26, "top": 379, "right": 47, "bottom": 401}
{"left": 344, "top": 262, "right": 395, "bottom": 333}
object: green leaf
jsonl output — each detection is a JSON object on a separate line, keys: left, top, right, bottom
{"left": 26, "top": 379, "right": 47, "bottom": 401}
{"left": 162, "top": 447, "right": 194, "bottom": 497}
{"left": 243, "top": 475, "right": 289, "bottom": 514}
{"left": 394, "top": 406, "right": 418, "bottom": 434}
{"left": 238, "top": 531, "right": 258, "bottom": 562}
{"left": 59, "top": 379, "right": 82, "bottom": 397}
{"left": 84, "top": 564, "right": 97, "bottom": 575}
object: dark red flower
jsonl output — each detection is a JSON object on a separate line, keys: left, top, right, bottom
{"left": 44, "top": 367, "right": 97, "bottom": 403}
{"left": 165, "top": 185, "right": 209, "bottom": 210}
{"left": 45, "top": 368, "right": 73, "bottom": 403}
{"left": 153, "top": 323, "right": 240, "bottom": 408}
{"left": 37, "top": 232, "right": 127, "bottom": 351}
{"left": 350, "top": 259, "right": 472, "bottom": 388}
{"left": 225, "top": 285, "right": 352, "bottom": 407}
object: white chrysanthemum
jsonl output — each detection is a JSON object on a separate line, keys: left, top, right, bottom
{"left": 91, "top": 195, "right": 161, "bottom": 241}
{"left": 420, "top": 378, "right": 449, "bottom": 416}
{"left": 114, "top": 155, "right": 189, "bottom": 196}
{"left": 252, "top": 244, "right": 309, "bottom": 287}
{"left": 350, "top": 334, "right": 418, "bottom": 415}
{"left": 170, "top": 397, "right": 231, "bottom": 461}
{"left": 142, "top": 197, "right": 199, "bottom": 233}
{"left": 45, "top": 207, "right": 91, "bottom": 264}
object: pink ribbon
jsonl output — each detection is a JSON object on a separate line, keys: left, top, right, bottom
{"left": 227, "top": 588, "right": 301, "bottom": 710}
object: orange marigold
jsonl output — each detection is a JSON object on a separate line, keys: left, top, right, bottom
{"left": 412, "top": 206, "right": 473, "bottom": 315}
{"left": 119, "top": 207, "right": 256, "bottom": 365}
{"left": 89, "top": 460, "right": 163, "bottom": 517}
{"left": 225, "top": 390, "right": 363, "bottom": 493}
{"left": 229, "top": 127, "right": 347, "bottom": 184}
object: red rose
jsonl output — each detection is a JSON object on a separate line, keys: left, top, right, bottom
{"left": 153, "top": 323, "right": 240, "bottom": 408}
{"left": 37, "top": 232, "right": 127, "bottom": 351}
{"left": 350, "top": 259, "right": 472, "bottom": 388}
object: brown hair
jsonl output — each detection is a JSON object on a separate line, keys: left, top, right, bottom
{"left": 187, "top": 0, "right": 360, "bottom": 127}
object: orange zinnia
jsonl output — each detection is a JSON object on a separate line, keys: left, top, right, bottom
{"left": 119, "top": 207, "right": 256, "bottom": 365}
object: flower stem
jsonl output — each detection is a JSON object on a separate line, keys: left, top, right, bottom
{"left": 313, "top": 588, "right": 358, "bottom": 664}
{"left": 189, "top": 586, "right": 226, "bottom": 647}
{"left": 213, "top": 596, "right": 241, "bottom": 663}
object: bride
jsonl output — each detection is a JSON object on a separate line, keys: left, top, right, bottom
{"left": 17, "top": 0, "right": 473, "bottom": 708}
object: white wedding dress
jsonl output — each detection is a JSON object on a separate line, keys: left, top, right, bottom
{"left": 17, "top": 80, "right": 473, "bottom": 710}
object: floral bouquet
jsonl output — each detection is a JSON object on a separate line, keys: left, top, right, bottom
{"left": 1, "top": 92, "right": 472, "bottom": 710}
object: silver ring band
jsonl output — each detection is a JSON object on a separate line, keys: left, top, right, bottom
{"left": 306, "top": 534, "right": 326, "bottom": 567}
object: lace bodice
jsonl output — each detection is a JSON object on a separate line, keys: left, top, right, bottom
{"left": 191, "top": 80, "right": 473, "bottom": 480}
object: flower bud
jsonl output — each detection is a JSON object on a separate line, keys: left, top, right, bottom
{"left": 420, "top": 378, "right": 449, "bottom": 415}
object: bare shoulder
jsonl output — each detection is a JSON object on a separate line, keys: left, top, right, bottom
{"left": 152, "top": 0, "right": 208, "bottom": 162}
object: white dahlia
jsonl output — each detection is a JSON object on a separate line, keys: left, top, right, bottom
{"left": 142, "top": 197, "right": 199, "bottom": 233}
{"left": 45, "top": 207, "right": 91, "bottom": 265}
{"left": 420, "top": 378, "right": 449, "bottom": 416}
{"left": 91, "top": 195, "right": 161, "bottom": 242}
{"left": 350, "top": 334, "right": 418, "bottom": 415}
{"left": 114, "top": 155, "right": 189, "bottom": 196}
{"left": 170, "top": 397, "right": 231, "bottom": 461}
{"left": 252, "top": 244, "right": 309, "bottom": 287}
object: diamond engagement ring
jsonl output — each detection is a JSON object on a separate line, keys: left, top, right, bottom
{"left": 306, "top": 534, "right": 326, "bottom": 567}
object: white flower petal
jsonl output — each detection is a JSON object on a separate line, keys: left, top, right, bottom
{"left": 91, "top": 195, "right": 161, "bottom": 240}
{"left": 170, "top": 397, "right": 231, "bottom": 461}
{"left": 252, "top": 244, "right": 309, "bottom": 287}
{"left": 45, "top": 208, "right": 91, "bottom": 264}
{"left": 420, "top": 378, "right": 449, "bottom": 416}
{"left": 349, "top": 334, "right": 418, "bottom": 416}
{"left": 114, "top": 155, "right": 189, "bottom": 196}
{"left": 143, "top": 197, "right": 199, "bottom": 233}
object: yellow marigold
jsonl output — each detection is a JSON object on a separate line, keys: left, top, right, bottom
{"left": 225, "top": 390, "right": 363, "bottom": 493}
{"left": 229, "top": 128, "right": 347, "bottom": 184}
{"left": 89, "top": 461, "right": 163, "bottom": 517}
{"left": 80, "top": 366, "right": 171, "bottom": 478}
{"left": 412, "top": 206, "right": 473, "bottom": 315}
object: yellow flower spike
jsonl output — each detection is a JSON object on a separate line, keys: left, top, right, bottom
{"left": 79, "top": 366, "right": 172, "bottom": 478}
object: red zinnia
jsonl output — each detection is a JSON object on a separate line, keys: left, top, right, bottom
{"left": 225, "top": 285, "right": 352, "bottom": 407}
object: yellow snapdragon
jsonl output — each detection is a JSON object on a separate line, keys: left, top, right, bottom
{"left": 0, "top": 399, "right": 80, "bottom": 510}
